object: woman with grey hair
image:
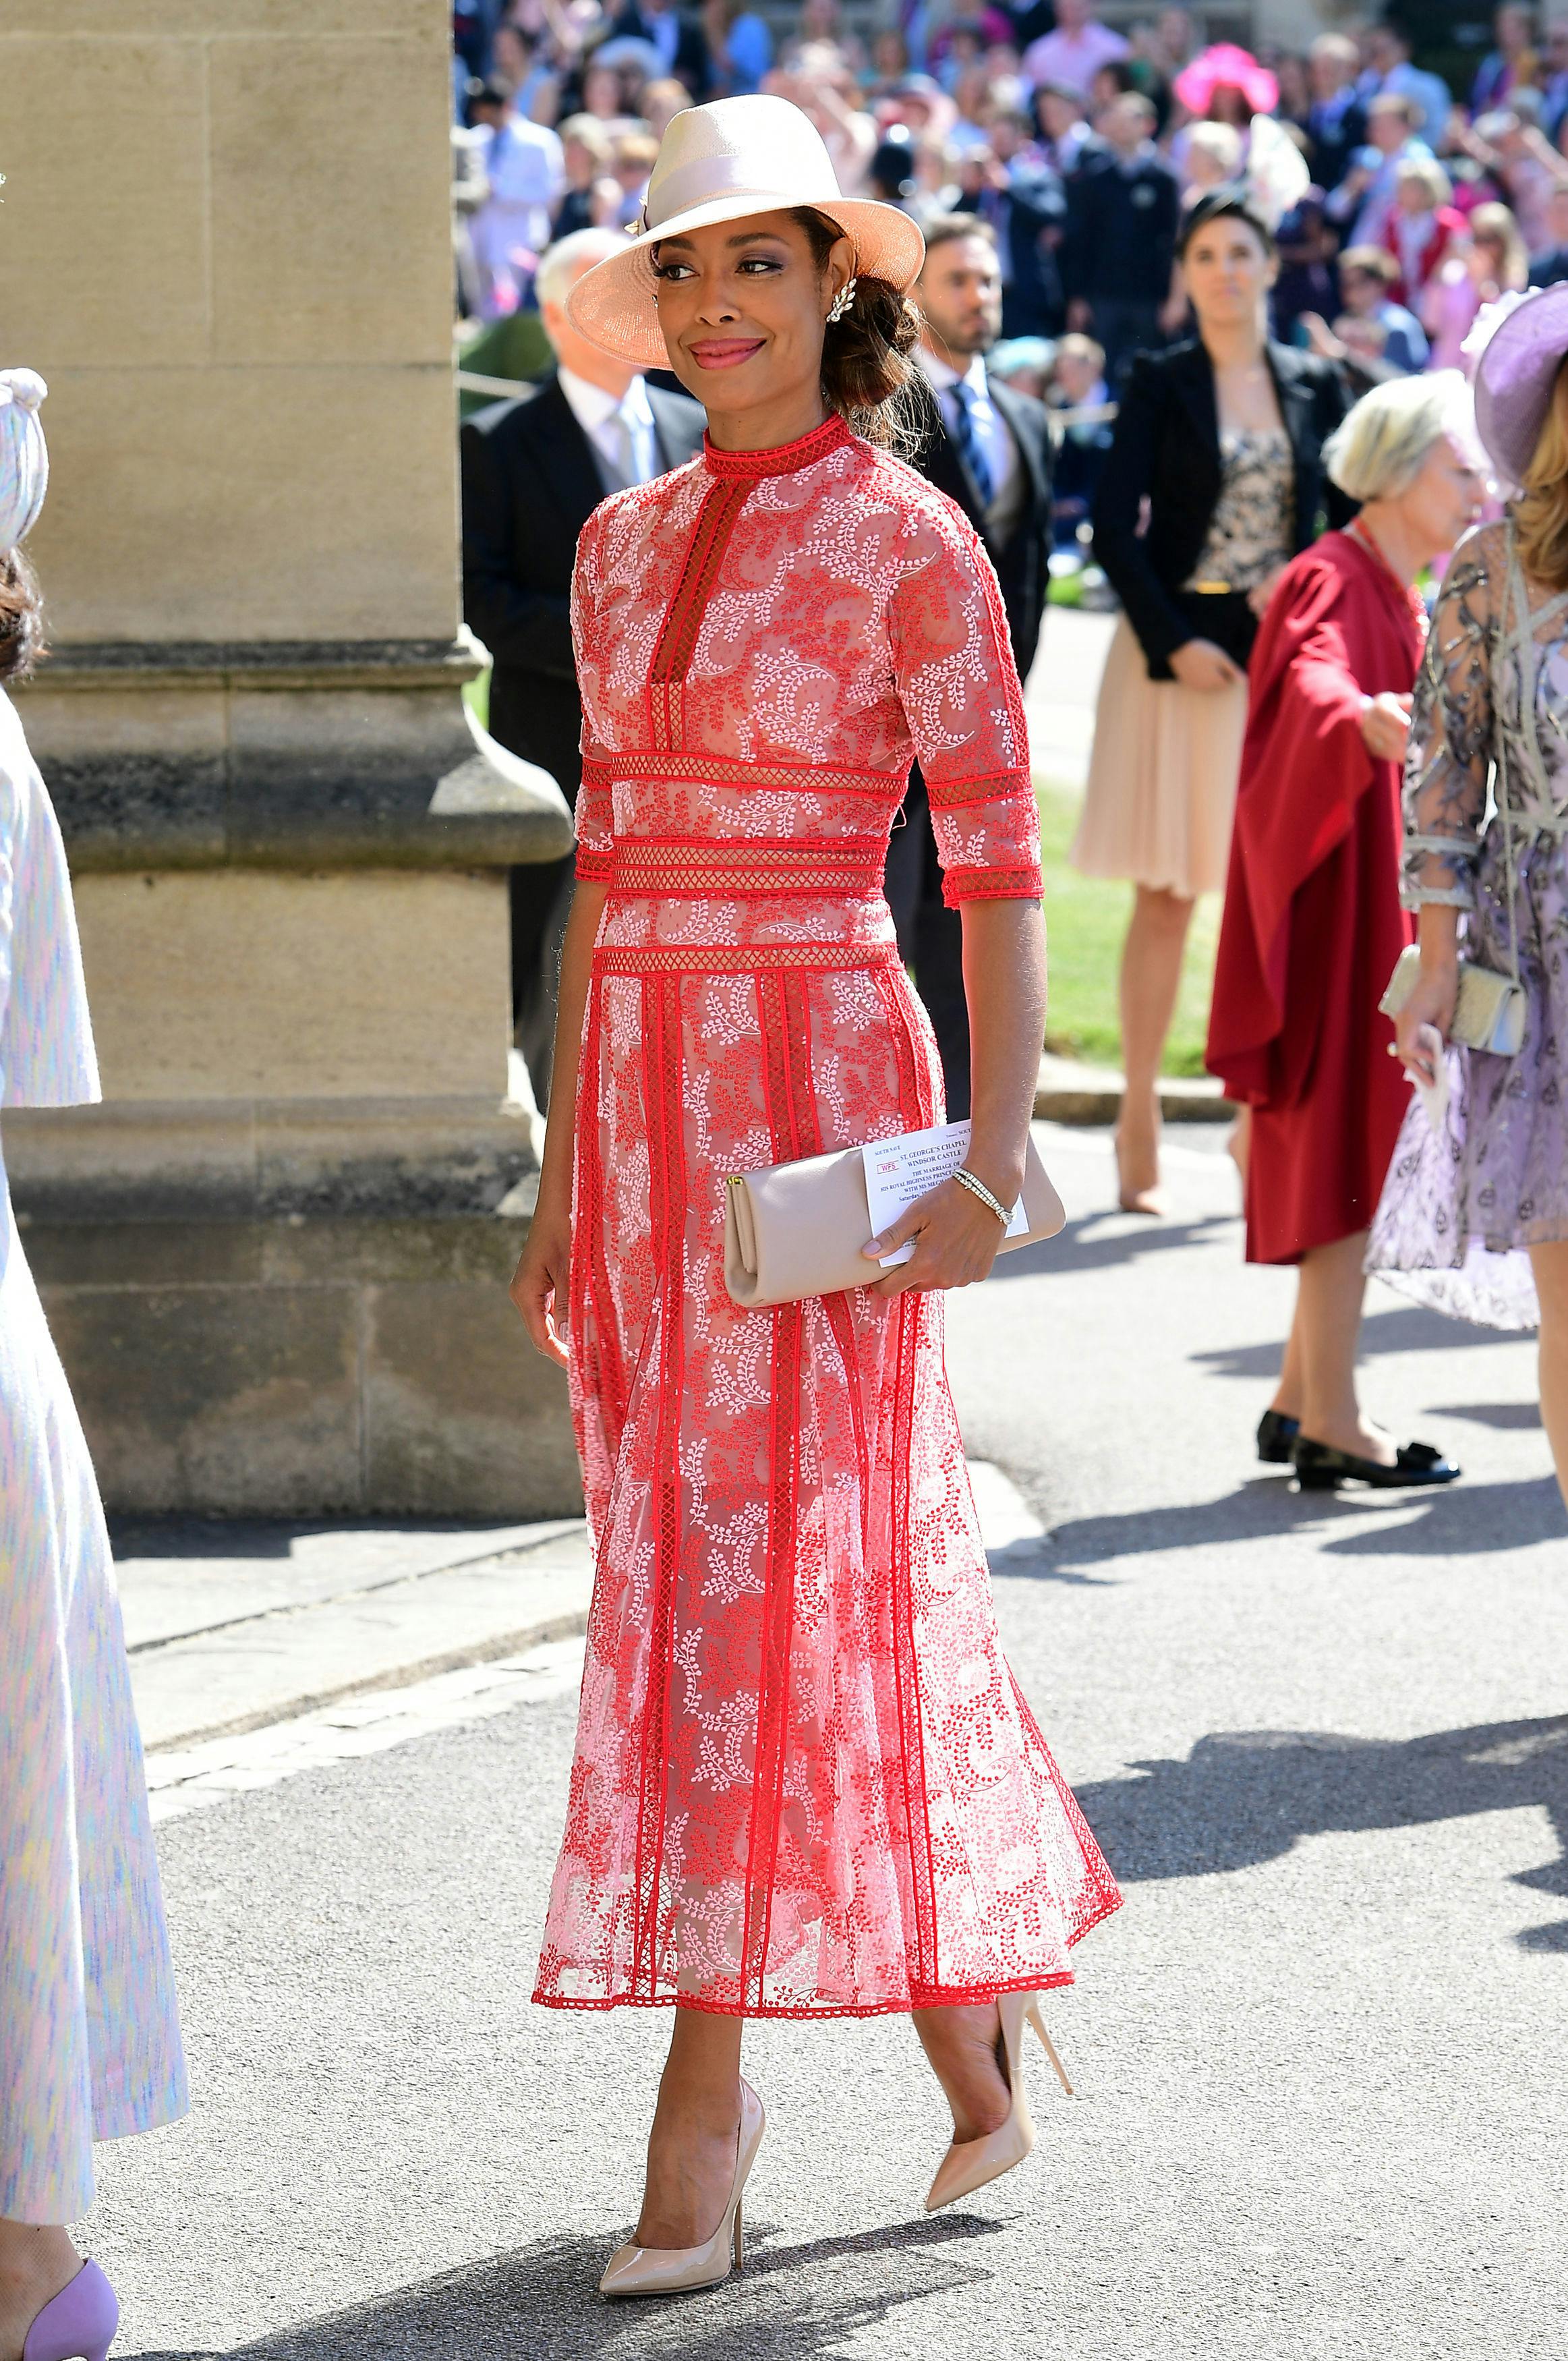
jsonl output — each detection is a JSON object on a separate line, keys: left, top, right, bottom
{"left": 1207, "top": 372, "right": 1485, "bottom": 1487}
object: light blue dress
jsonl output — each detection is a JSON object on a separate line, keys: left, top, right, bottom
{"left": 0, "top": 688, "right": 187, "bottom": 2222}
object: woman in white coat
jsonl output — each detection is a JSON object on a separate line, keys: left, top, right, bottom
{"left": 0, "top": 376, "right": 187, "bottom": 2361}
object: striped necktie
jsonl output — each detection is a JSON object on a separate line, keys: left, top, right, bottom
{"left": 949, "top": 378, "right": 995, "bottom": 506}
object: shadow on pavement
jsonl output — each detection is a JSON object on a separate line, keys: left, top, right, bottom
{"left": 1043, "top": 1473, "right": 1563, "bottom": 1568}
{"left": 1424, "top": 1400, "right": 1543, "bottom": 1429}
{"left": 991, "top": 1210, "right": 1236, "bottom": 1282}
{"left": 1194, "top": 1302, "right": 1519, "bottom": 1384}
{"left": 1080, "top": 1714, "right": 1568, "bottom": 1947}
{"left": 1319, "top": 1476, "right": 1565, "bottom": 1556}
{"left": 130, "top": 2214, "right": 1003, "bottom": 2360}
{"left": 107, "top": 1515, "right": 523, "bottom": 1563}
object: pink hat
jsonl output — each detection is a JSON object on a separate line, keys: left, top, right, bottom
{"left": 1174, "top": 43, "right": 1279, "bottom": 119}
{"left": 1470, "top": 282, "right": 1568, "bottom": 492}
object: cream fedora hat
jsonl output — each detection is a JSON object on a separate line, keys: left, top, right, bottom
{"left": 566, "top": 94, "right": 926, "bottom": 368}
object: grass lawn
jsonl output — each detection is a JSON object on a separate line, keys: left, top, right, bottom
{"left": 1038, "top": 778, "right": 1220, "bottom": 1078}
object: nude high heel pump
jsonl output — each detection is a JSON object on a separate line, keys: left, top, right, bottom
{"left": 21, "top": 2260, "right": 119, "bottom": 2361}
{"left": 600, "top": 2078, "right": 765, "bottom": 2298}
{"left": 924, "top": 1993, "right": 1074, "bottom": 2214}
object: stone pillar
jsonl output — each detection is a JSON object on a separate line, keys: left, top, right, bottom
{"left": 0, "top": 2, "right": 582, "bottom": 1518}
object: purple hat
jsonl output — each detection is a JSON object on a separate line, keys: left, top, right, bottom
{"left": 1471, "top": 282, "right": 1568, "bottom": 493}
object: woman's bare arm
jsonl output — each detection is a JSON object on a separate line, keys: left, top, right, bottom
{"left": 868, "top": 897, "right": 1047, "bottom": 1296}
{"left": 509, "top": 880, "right": 608, "bottom": 1364}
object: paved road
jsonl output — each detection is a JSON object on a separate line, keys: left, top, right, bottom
{"left": 92, "top": 1125, "right": 1566, "bottom": 2360}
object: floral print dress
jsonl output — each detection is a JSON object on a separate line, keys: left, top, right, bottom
{"left": 1, "top": 690, "right": 187, "bottom": 2221}
{"left": 531, "top": 416, "right": 1120, "bottom": 2019}
{"left": 1368, "top": 518, "right": 1568, "bottom": 1328}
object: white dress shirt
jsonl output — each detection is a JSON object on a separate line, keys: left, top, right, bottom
{"left": 917, "top": 349, "right": 1017, "bottom": 507}
{"left": 557, "top": 368, "right": 660, "bottom": 488}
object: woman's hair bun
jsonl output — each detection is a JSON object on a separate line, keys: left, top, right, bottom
{"left": 792, "top": 208, "right": 933, "bottom": 455}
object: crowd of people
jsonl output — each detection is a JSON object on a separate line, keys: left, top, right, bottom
{"left": 453, "top": 3, "right": 1568, "bottom": 413}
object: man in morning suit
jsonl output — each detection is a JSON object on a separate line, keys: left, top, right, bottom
{"left": 890, "top": 212, "right": 1055, "bottom": 1118}
{"left": 461, "top": 227, "right": 704, "bottom": 1107}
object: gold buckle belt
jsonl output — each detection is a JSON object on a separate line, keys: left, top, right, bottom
{"left": 1188, "top": 579, "right": 1238, "bottom": 595}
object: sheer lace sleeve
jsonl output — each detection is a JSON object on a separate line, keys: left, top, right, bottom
{"left": 570, "top": 506, "right": 614, "bottom": 886}
{"left": 890, "top": 497, "right": 1041, "bottom": 909}
{"left": 1401, "top": 532, "right": 1496, "bottom": 911}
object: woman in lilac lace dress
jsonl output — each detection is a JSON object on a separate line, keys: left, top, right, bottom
{"left": 1366, "top": 285, "right": 1568, "bottom": 1508}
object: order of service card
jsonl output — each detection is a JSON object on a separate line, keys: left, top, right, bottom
{"left": 861, "top": 1120, "right": 1027, "bottom": 1267}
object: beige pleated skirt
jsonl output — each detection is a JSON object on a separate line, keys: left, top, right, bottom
{"left": 1069, "top": 614, "right": 1249, "bottom": 899}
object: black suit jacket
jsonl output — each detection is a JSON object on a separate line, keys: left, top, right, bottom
{"left": 910, "top": 372, "right": 1055, "bottom": 679}
{"left": 460, "top": 372, "right": 705, "bottom": 799}
{"left": 1091, "top": 338, "right": 1379, "bottom": 679}
{"left": 1062, "top": 152, "right": 1179, "bottom": 308}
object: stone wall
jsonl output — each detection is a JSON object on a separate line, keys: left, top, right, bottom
{"left": 0, "top": 2, "right": 581, "bottom": 1517}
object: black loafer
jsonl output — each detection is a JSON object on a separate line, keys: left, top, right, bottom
{"left": 1292, "top": 1436, "right": 1461, "bottom": 1491}
{"left": 1257, "top": 1409, "right": 1300, "bottom": 1465}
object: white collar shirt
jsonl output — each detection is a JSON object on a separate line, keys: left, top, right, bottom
{"left": 557, "top": 367, "right": 660, "bottom": 486}
{"left": 917, "top": 349, "right": 1017, "bottom": 505}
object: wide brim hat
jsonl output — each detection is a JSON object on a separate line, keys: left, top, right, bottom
{"left": 566, "top": 94, "right": 927, "bottom": 368}
{"left": 1470, "top": 282, "right": 1568, "bottom": 492}
{"left": 1174, "top": 42, "right": 1279, "bottom": 119}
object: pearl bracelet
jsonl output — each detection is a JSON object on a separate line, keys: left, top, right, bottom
{"left": 953, "top": 1166, "right": 1012, "bottom": 1227}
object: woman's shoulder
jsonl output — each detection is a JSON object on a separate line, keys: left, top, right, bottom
{"left": 855, "top": 441, "right": 993, "bottom": 567}
{"left": 1439, "top": 519, "right": 1506, "bottom": 615}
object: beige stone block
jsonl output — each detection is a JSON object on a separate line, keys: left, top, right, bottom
{"left": 28, "top": 367, "right": 457, "bottom": 644}
{"left": 73, "top": 870, "right": 511, "bottom": 1100}
{"left": 209, "top": 39, "right": 452, "bottom": 366}
{"left": 44, "top": 1281, "right": 362, "bottom": 1515}
{"left": 13, "top": 683, "right": 228, "bottom": 772}
{"left": 0, "top": 39, "right": 210, "bottom": 368}
{"left": 366, "top": 1280, "right": 583, "bottom": 1516}
{"left": 20, "top": 4, "right": 442, "bottom": 37}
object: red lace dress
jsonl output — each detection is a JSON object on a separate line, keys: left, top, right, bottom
{"left": 533, "top": 414, "right": 1120, "bottom": 2019}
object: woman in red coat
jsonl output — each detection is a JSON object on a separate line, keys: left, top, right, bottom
{"left": 1207, "top": 374, "right": 1482, "bottom": 1488}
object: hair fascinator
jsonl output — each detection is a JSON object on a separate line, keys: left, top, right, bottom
{"left": 0, "top": 369, "right": 48, "bottom": 551}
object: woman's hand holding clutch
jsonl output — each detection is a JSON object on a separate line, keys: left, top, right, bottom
{"left": 863, "top": 1172, "right": 1018, "bottom": 1300}
{"left": 1393, "top": 960, "right": 1458, "bottom": 1086}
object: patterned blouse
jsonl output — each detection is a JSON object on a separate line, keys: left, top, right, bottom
{"left": 1185, "top": 427, "right": 1294, "bottom": 594}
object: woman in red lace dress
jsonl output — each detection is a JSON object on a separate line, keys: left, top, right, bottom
{"left": 511, "top": 96, "right": 1119, "bottom": 2293}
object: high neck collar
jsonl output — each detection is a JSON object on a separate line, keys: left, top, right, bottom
{"left": 701, "top": 412, "right": 853, "bottom": 480}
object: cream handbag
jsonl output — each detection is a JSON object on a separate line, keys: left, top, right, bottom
{"left": 723, "top": 1133, "right": 1066, "bottom": 1310}
{"left": 1378, "top": 942, "right": 1526, "bottom": 1055}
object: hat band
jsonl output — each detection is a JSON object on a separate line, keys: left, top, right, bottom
{"left": 646, "top": 160, "right": 842, "bottom": 231}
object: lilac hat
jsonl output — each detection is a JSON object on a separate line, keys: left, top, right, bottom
{"left": 1470, "top": 283, "right": 1568, "bottom": 493}
{"left": 0, "top": 369, "right": 47, "bottom": 550}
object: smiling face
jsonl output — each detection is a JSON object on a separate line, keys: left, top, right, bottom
{"left": 1179, "top": 215, "right": 1277, "bottom": 333}
{"left": 651, "top": 208, "right": 852, "bottom": 440}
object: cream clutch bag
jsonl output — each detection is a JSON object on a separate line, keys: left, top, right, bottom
{"left": 724, "top": 1133, "right": 1066, "bottom": 1310}
{"left": 1378, "top": 944, "right": 1526, "bottom": 1057}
